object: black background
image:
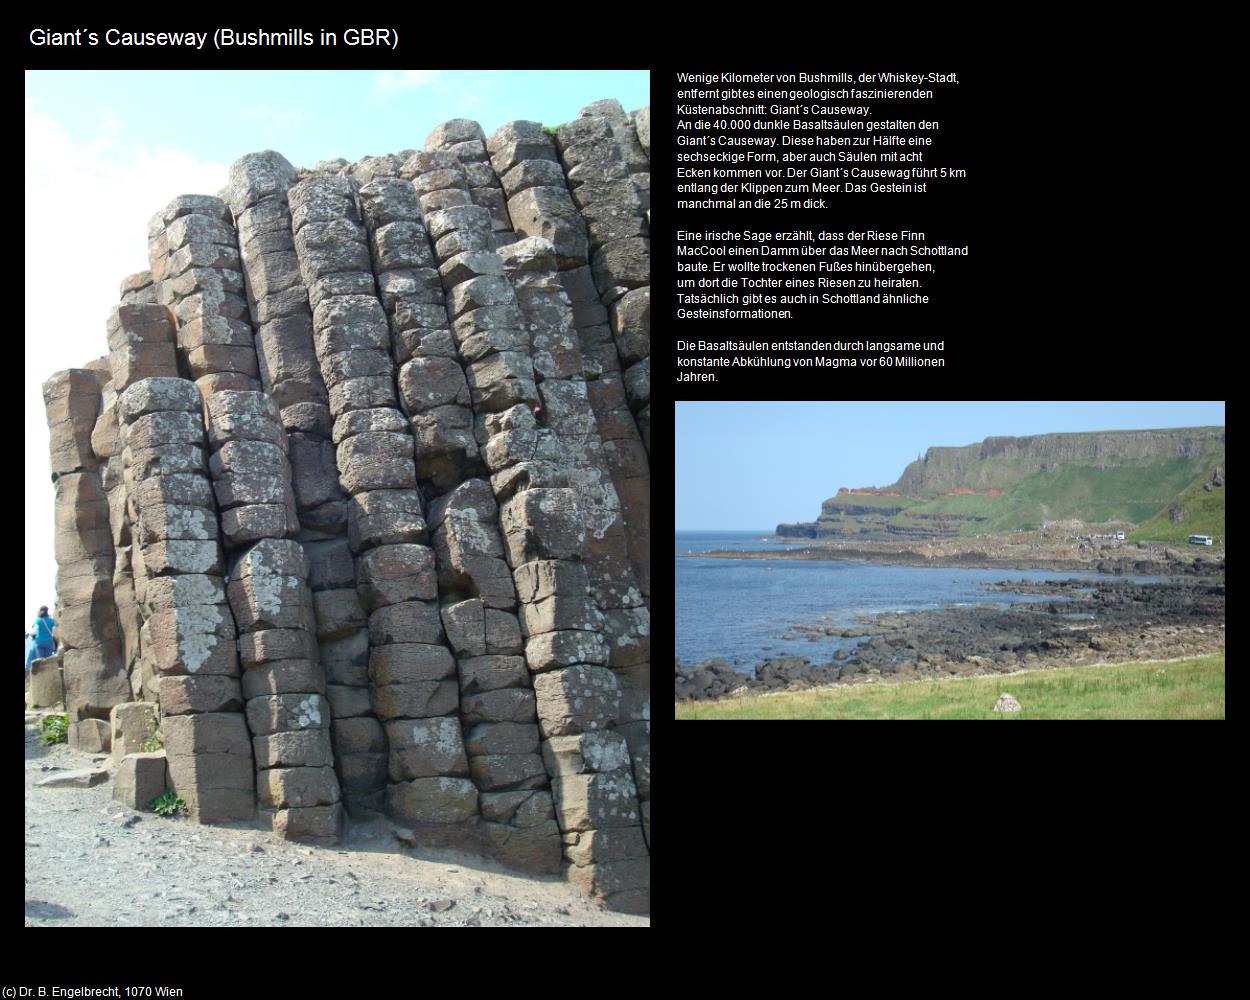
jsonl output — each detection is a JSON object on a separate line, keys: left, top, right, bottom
{"left": 22, "top": 19, "right": 1226, "bottom": 942}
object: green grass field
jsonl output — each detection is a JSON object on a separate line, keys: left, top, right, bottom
{"left": 904, "top": 458, "right": 1213, "bottom": 534}
{"left": 675, "top": 655, "right": 1225, "bottom": 720}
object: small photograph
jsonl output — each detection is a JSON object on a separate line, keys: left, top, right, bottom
{"left": 676, "top": 400, "right": 1225, "bottom": 719}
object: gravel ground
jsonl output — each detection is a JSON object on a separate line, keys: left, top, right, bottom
{"left": 23, "top": 716, "right": 648, "bottom": 928}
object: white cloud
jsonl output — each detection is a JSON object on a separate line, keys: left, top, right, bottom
{"left": 373, "top": 69, "right": 442, "bottom": 95}
{"left": 24, "top": 107, "right": 228, "bottom": 621}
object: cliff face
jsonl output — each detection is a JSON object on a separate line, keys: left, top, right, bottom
{"left": 890, "top": 428, "right": 1226, "bottom": 496}
{"left": 42, "top": 103, "right": 650, "bottom": 913}
{"left": 778, "top": 426, "right": 1227, "bottom": 542}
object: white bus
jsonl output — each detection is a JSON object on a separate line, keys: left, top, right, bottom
{"left": 1188, "top": 535, "right": 1213, "bottom": 546}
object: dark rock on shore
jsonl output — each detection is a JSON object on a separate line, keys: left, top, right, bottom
{"left": 674, "top": 658, "right": 753, "bottom": 701}
{"left": 676, "top": 575, "right": 1225, "bottom": 703}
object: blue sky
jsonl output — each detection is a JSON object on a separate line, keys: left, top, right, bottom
{"left": 25, "top": 69, "right": 648, "bottom": 621}
{"left": 676, "top": 402, "right": 1227, "bottom": 530}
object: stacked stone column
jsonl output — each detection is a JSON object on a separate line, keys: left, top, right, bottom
{"left": 629, "top": 106, "right": 651, "bottom": 180}
{"left": 488, "top": 122, "right": 651, "bottom": 602}
{"left": 201, "top": 391, "right": 341, "bottom": 842}
{"left": 557, "top": 104, "right": 651, "bottom": 385}
{"left": 287, "top": 172, "right": 477, "bottom": 846}
{"left": 117, "top": 377, "right": 253, "bottom": 823}
{"left": 356, "top": 156, "right": 558, "bottom": 871}
{"left": 90, "top": 351, "right": 143, "bottom": 699}
{"left": 478, "top": 133, "right": 650, "bottom": 851}
{"left": 423, "top": 120, "right": 513, "bottom": 237}
{"left": 147, "top": 196, "right": 260, "bottom": 397}
{"left": 488, "top": 407, "right": 649, "bottom": 912}
{"left": 579, "top": 99, "right": 651, "bottom": 217}
{"left": 420, "top": 140, "right": 647, "bottom": 910}
{"left": 357, "top": 175, "right": 480, "bottom": 491}
{"left": 425, "top": 482, "right": 561, "bottom": 873}
{"left": 43, "top": 368, "right": 130, "bottom": 742}
{"left": 104, "top": 304, "right": 184, "bottom": 704}
{"left": 493, "top": 240, "right": 652, "bottom": 859}
{"left": 555, "top": 112, "right": 652, "bottom": 576}
{"left": 226, "top": 152, "right": 346, "bottom": 536}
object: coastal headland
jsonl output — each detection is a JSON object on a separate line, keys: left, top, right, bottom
{"left": 687, "top": 530, "right": 1224, "bottom": 576}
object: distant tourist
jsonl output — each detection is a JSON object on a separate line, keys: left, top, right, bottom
{"left": 27, "top": 606, "right": 56, "bottom": 666}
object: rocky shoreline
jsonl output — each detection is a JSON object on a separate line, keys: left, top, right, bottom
{"left": 686, "top": 546, "right": 1224, "bottom": 577}
{"left": 675, "top": 576, "right": 1226, "bottom": 702}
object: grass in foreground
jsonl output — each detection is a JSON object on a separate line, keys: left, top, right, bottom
{"left": 675, "top": 655, "right": 1225, "bottom": 720}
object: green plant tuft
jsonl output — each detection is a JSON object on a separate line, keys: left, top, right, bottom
{"left": 141, "top": 729, "right": 163, "bottom": 753}
{"left": 38, "top": 714, "right": 69, "bottom": 746}
{"left": 542, "top": 123, "right": 564, "bottom": 138}
{"left": 149, "top": 789, "right": 187, "bottom": 818}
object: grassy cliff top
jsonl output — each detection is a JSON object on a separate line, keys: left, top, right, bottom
{"left": 1129, "top": 464, "right": 1226, "bottom": 545}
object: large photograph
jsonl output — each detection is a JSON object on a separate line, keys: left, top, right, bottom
{"left": 25, "top": 69, "right": 651, "bottom": 925}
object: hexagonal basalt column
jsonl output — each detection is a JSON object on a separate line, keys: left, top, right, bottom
{"left": 357, "top": 174, "right": 481, "bottom": 492}
{"left": 46, "top": 365, "right": 132, "bottom": 733}
{"left": 226, "top": 151, "right": 345, "bottom": 534}
{"left": 201, "top": 390, "right": 342, "bottom": 840}
{"left": 147, "top": 195, "right": 261, "bottom": 397}
{"left": 116, "top": 376, "right": 255, "bottom": 824}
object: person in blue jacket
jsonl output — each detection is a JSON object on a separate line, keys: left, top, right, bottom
{"left": 27, "top": 606, "right": 57, "bottom": 667}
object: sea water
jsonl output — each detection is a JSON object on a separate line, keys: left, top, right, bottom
{"left": 675, "top": 531, "right": 1163, "bottom": 670}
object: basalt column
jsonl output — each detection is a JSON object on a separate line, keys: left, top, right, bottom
{"left": 91, "top": 311, "right": 146, "bottom": 699}
{"left": 466, "top": 135, "right": 650, "bottom": 850}
{"left": 422, "top": 120, "right": 513, "bottom": 238}
{"left": 555, "top": 111, "right": 651, "bottom": 582}
{"left": 420, "top": 146, "right": 647, "bottom": 911}
{"left": 43, "top": 367, "right": 130, "bottom": 741}
{"left": 557, "top": 104, "right": 650, "bottom": 448}
{"left": 426, "top": 482, "right": 562, "bottom": 874}
{"left": 488, "top": 121, "right": 651, "bottom": 603}
{"left": 357, "top": 174, "right": 479, "bottom": 490}
{"left": 117, "top": 377, "right": 254, "bottom": 823}
{"left": 287, "top": 173, "right": 477, "bottom": 846}
{"left": 147, "top": 196, "right": 261, "bottom": 397}
{"left": 226, "top": 153, "right": 347, "bottom": 537}
{"left": 494, "top": 238, "right": 652, "bottom": 858}
{"left": 104, "top": 304, "right": 184, "bottom": 705}
{"left": 489, "top": 403, "right": 650, "bottom": 913}
{"left": 202, "top": 391, "right": 342, "bottom": 842}
{"left": 358, "top": 162, "right": 559, "bottom": 872}
{"left": 223, "top": 157, "right": 369, "bottom": 814}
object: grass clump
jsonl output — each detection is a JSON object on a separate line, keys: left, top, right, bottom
{"left": 148, "top": 790, "right": 187, "bottom": 818}
{"left": 38, "top": 714, "right": 69, "bottom": 746}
